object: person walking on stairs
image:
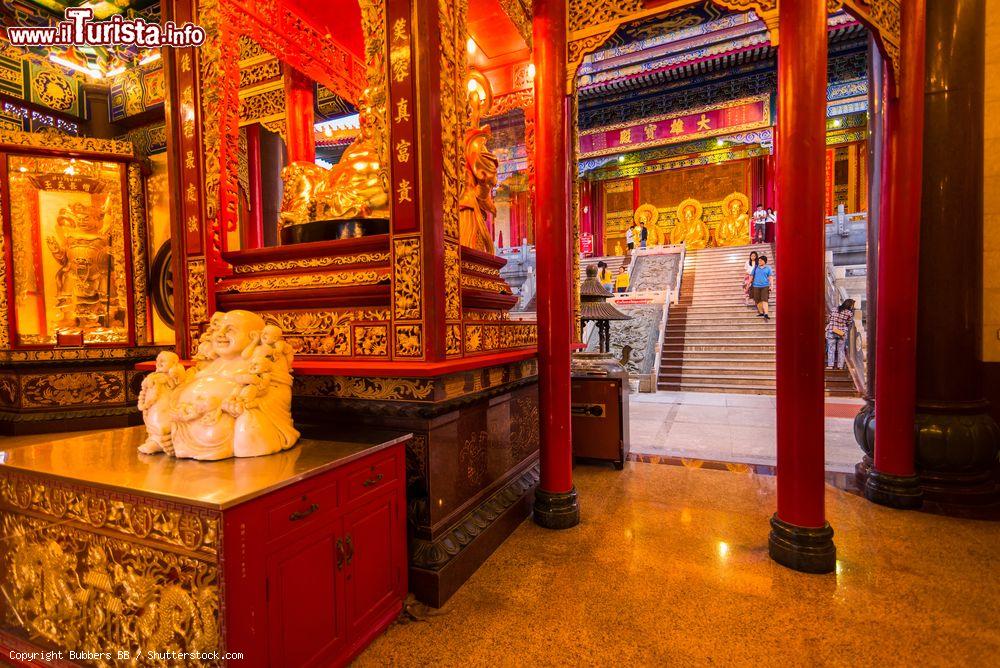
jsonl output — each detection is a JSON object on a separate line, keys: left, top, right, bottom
{"left": 825, "top": 298, "right": 856, "bottom": 369}
{"left": 750, "top": 255, "right": 773, "bottom": 321}
{"left": 743, "top": 250, "right": 759, "bottom": 306}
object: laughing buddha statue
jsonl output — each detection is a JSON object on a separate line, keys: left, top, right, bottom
{"left": 138, "top": 310, "right": 299, "bottom": 461}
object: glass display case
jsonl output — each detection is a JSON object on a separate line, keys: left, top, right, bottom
{"left": 6, "top": 155, "right": 131, "bottom": 346}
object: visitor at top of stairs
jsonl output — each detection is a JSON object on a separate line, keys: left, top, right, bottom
{"left": 752, "top": 204, "right": 767, "bottom": 244}
{"left": 743, "top": 250, "right": 760, "bottom": 307}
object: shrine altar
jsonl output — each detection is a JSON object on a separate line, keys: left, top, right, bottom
{"left": 0, "top": 426, "right": 410, "bottom": 667}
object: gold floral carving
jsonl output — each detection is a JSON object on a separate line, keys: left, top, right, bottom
{"left": 0, "top": 187, "right": 7, "bottom": 350}
{"left": 238, "top": 86, "right": 286, "bottom": 124}
{"left": 0, "top": 345, "right": 171, "bottom": 365}
{"left": 128, "top": 163, "right": 149, "bottom": 345}
{"left": 353, "top": 325, "right": 389, "bottom": 356}
{"left": 239, "top": 58, "right": 281, "bottom": 88}
{"left": 568, "top": 0, "right": 643, "bottom": 33}
{"left": 446, "top": 324, "right": 463, "bottom": 356}
{"left": 0, "top": 512, "right": 220, "bottom": 664}
{"left": 395, "top": 324, "right": 422, "bottom": 357}
{"left": 360, "top": 0, "right": 390, "bottom": 168}
{"left": 226, "top": 268, "right": 389, "bottom": 293}
{"left": 465, "top": 323, "right": 537, "bottom": 354}
{"left": 445, "top": 242, "right": 462, "bottom": 320}
{"left": 498, "top": 0, "right": 532, "bottom": 47}
{"left": 188, "top": 259, "right": 208, "bottom": 329}
{"left": 461, "top": 260, "right": 501, "bottom": 278}
{"left": 263, "top": 309, "right": 390, "bottom": 357}
{"left": 461, "top": 274, "right": 511, "bottom": 293}
{"left": 0, "top": 472, "right": 220, "bottom": 555}
{"left": 20, "top": 372, "right": 126, "bottom": 408}
{"left": 0, "top": 130, "right": 134, "bottom": 157}
{"left": 839, "top": 0, "right": 900, "bottom": 83}
{"left": 437, "top": 0, "right": 468, "bottom": 241}
{"left": 232, "top": 252, "right": 391, "bottom": 274}
{"left": 393, "top": 238, "right": 422, "bottom": 321}
{"left": 296, "top": 376, "right": 435, "bottom": 401}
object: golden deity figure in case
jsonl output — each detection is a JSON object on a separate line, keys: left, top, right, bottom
{"left": 459, "top": 70, "right": 499, "bottom": 254}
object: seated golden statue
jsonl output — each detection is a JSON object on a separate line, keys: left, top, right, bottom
{"left": 279, "top": 88, "right": 389, "bottom": 233}
{"left": 459, "top": 71, "right": 498, "bottom": 254}
{"left": 670, "top": 198, "right": 710, "bottom": 250}
{"left": 717, "top": 192, "right": 751, "bottom": 247}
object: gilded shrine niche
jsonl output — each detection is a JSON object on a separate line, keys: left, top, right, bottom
{"left": 8, "top": 156, "right": 129, "bottom": 345}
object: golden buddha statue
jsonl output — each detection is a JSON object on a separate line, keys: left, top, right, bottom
{"left": 459, "top": 71, "right": 499, "bottom": 254}
{"left": 717, "top": 192, "right": 751, "bottom": 247}
{"left": 279, "top": 88, "right": 389, "bottom": 235}
{"left": 670, "top": 198, "right": 710, "bottom": 249}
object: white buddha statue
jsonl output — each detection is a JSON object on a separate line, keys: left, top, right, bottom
{"left": 138, "top": 310, "right": 299, "bottom": 461}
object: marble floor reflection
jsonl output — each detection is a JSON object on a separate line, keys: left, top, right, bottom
{"left": 358, "top": 462, "right": 1000, "bottom": 667}
{"left": 628, "top": 391, "right": 864, "bottom": 472}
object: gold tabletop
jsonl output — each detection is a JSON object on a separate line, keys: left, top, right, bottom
{"left": 0, "top": 426, "right": 410, "bottom": 509}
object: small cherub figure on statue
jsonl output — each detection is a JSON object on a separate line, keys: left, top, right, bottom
{"left": 259, "top": 324, "right": 294, "bottom": 373}
{"left": 137, "top": 351, "right": 185, "bottom": 455}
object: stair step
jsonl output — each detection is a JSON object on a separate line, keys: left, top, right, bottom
{"left": 658, "top": 365, "right": 777, "bottom": 377}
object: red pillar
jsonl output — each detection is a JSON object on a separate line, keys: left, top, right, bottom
{"left": 283, "top": 67, "right": 316, "bottom": 163}
{"left": 245, "top": 123, "right": 265, "bottom": 249}
{"left": 768, "top": 0, "right": 835, "bottom": 574}
{"left": 531, "top": 0, "right": 579, "bottom": 529}
{"left": 867, "top": 0, "right": 926, "bottom": 508}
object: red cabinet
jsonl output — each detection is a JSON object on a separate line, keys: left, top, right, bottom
{"left": 224, "top": 441, "right": 408, "bottom": 668}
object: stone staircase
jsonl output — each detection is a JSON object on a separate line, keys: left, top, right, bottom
{"left": 657, "top": 243, "right": 858, "bottom": 396}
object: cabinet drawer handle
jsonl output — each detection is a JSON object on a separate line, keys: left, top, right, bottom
{"left": 345, "top": 534, "right": 354, "bottom": 565}
{"left": 336, "top": 539, "right": 345, "bottom": 570}
{"left": 362, "top": 471, "right": 384, "bottom": 487}
{"left": 289, "top": 503, "right": 319, "bottom": 522}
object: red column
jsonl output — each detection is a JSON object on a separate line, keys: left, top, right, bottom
{"left": 283, "top": 67, "right": 316, "bottom": 163}
{"left": 768, "top": 0, "right": 835, "bottom": 574}
{"left": 867, "top": 0, "right": 926, "bottom": 508}
{"left": 245, "top": 123, "right": 265, "bottom": 249}
{"left": 531, "top": 0, "right": 579, "bottom": 529}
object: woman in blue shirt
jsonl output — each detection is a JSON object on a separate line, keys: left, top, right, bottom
{"left": 750, "top": 255, "right": 774, "bottom": 321}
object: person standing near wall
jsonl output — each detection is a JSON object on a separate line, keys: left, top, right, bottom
{"left": 826, "top": 299, "right": 856, "bottom": 369}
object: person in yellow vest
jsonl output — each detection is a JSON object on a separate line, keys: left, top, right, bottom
{"left": 615, "top": 266, "right": 631, "bottom": 293}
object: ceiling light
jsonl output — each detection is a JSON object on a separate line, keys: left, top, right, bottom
{"left": 49, "top": 54, "right": 102, "bottom": 79}
{"left": 527, "top": 63, "right": 536, "bottom": 80}
{"left": 832, "top": 118, "right": 843, "bottom": 127}
{"left": 139, "top": 52, "right": 161, "bottom": 66}
{"left": 467, "top": 37, "right": 477, "bottom": 55}
{"left": 105, "top": 66, "right": 126, "bottom": 77}
{"left": 716, "top": 139, "right": 726, "bottom": 147}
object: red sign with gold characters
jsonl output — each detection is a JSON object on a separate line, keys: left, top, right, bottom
{"left": 579, "top": 95, "right": 771, "bottom": 159}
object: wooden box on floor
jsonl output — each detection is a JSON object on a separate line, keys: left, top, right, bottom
{"left": 571, "top": 372, "right": 631, "bottom": 469}
{"left": 0, "top": 427, "right": 410, "bottom": 668}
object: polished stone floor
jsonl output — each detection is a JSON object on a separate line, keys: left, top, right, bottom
{"left": 629, "top": 391, "right": 864, "bottom": 472}
{"left": 358, "top": 462, "right": 1000, "bottom": 667}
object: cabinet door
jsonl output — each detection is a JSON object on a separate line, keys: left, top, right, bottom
{"left": 267, "top": 524, "right": 347, "bottom": 667}
{"left": 343, "top": 490, "right": 401, "bottom": 637}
